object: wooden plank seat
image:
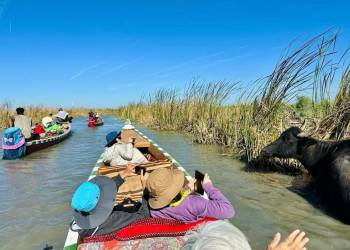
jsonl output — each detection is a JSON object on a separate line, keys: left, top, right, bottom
{"left": 97, "top": 159, "right": 173, "bottom": 204}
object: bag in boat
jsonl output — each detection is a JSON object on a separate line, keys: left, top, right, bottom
{"left": 1, "top": 127, "right": 26, "bottom": 160}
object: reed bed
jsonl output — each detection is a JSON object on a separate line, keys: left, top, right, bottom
{"left": 114, "top": 30, "right": 350, "bottom": 174}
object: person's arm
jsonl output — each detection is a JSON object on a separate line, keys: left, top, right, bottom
{"left": 118, "top": 141, "right": 133, "bottom": 160}
{"left": 191, "top": 174, "right": 235, "bottom": 219}
{"left": 9, "top": 116, "right": 14, "bottom": 127}
{"left": 113, "top": 164, "right": 136, "bottom": 188}
{"left": 113, "top": 175, "right": 125, "bottom": 188}
{"left": 102, "top": 147, "right": 113, "bottom": 165}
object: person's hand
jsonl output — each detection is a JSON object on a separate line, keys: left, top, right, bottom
{"left": 202, "top": 173, "right": 212, "bottom": 185}
{"left": 120, "top": 163, "right": 136, "bottom": 179}
{"left": 140, "top": 169, "right": 149, "bottom": 189}
{"left": 267, "top": 230, "right": 309, "bottom": 250}
{"left": 186, "top": 178, "right": 196, "bottom": 192}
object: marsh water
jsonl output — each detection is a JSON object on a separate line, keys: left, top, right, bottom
{"left": 0, "top": 117, "right": 349, "bottom": 249}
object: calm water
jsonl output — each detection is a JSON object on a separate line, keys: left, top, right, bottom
{"left": 0, "top": 117, "right": 349, "bottom": 249}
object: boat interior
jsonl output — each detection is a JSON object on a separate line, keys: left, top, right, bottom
{"left": 97, "top": 129, "right": 174, "bottom": 205}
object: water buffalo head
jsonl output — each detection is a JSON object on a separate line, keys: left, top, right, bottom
{"left": 261, "top": 127, "right": 310, "bottom": 159}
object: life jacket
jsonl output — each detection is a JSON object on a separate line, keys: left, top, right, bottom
{"left": 1, "top": 127, "right": 26, "bottom": 159}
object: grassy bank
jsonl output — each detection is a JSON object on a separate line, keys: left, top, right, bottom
{"left": 114, "top": 31, "right": 350, "bottom": 173}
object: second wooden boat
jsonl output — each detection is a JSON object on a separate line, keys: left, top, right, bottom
{"left": 25, "top": 124, "right": 72, "bottom": 155}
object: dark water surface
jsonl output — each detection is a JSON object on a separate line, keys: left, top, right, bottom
{"left": 0, "top": 117, "right": 349, "bottom": 249}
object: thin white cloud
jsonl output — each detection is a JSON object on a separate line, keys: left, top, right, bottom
{"left": 146, "top": 46, "right": 248, "bottom": 79}
{"left": 147, "top": 51, "right": 225, "bottom": 78}
{"left": 69, "top": 62, "right": 103, "bottom": 81}
{"left": 97, "top": 58, "right": 141, "bottom": 78}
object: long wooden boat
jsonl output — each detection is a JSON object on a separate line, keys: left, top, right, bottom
{"left": 63, "top": 123, "right": 191, "bottom": 250}
{"left": 25, "top": 124, "right": 72, "bottom": 155}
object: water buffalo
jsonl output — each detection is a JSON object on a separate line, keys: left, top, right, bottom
{"left": 261, "top": 127, "right": 350, "bottom": 224}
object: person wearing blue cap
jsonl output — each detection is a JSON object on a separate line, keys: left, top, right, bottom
{"left": 70, "top": 164, "right": 150, "bottom": 238}
{"left": 102, "top": 131, "right": 149, "bottom": 166}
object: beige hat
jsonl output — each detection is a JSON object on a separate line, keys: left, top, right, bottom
{"left": 146, "top": 168, "right": 185, "bottom": 209}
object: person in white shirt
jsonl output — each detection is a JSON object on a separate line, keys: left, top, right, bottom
{"left": 102, "top": 131, "right": 148, "bottom": 166}
{"left": 9, "top": 107, "right": 32, "bottom": 140}
{"left": 55, "top": 108, "right": 73, "bottom": 123}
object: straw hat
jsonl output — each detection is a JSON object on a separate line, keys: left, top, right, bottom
{"left": 146, "top": 168, "right": 185, "bottom": 209}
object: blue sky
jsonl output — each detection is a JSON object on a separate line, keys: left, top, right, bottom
{"left": 0, "top": 0, "right": 349, "bottom": 107}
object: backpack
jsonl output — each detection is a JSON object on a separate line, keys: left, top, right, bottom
{"left": 1, "top": 127, "right": 26, "bottom": 160}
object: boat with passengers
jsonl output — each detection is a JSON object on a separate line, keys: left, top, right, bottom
{"left": 63, "top": 121, "right": 215, "bottom": 250}
{"left": 1, "top": 123, "right": 72, "bottom": 159}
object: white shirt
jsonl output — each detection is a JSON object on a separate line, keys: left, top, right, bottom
{"left": 56, "top": 110, "right": 69, "bottom": 120}
{"left": 13, "top": 115, "right": 32, "bottom": 139}
{"left": 102, "top": 142, "right": 148, "bottom": 166}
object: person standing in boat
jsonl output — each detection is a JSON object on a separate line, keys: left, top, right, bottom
{"left": 146, "top": 168, "right": 235, "bottom": 222}
{"left": 70, "top": 164, "right": 150, "bottom": 238}
{"left": 102, "top": 131, "right": 149, "bottom": 166}
{"left": 9, "top": 107, "right": 32, "bottom": 141}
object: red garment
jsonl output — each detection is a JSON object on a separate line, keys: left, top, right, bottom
{"left": 88, "top": 117, "right": 95, "bottom": 127}
{"left": 33, "top": 124, "right": 45, "bottom": 134}
{"left": 83, "top": 217, "right": 216, "bottom": 243}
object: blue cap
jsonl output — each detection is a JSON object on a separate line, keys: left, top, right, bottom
{"left": 71, "top": 182, "right": 101, "bottom": 212}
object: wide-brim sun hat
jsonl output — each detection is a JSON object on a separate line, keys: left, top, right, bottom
{"left": 146, "top": 168, "right": 185, "bottom": 209}
{"left": 105, "top": 131, "right": 121, "bottom": 147}
{"left": 72, "top": 176, "right": 116, "bottom": 229}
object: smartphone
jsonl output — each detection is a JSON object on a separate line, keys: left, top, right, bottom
{"left": 195, "top": 170, "right": 205, "bottom": 195}
{"left": 135, "top": 166, "right": 146, "bottom": 175}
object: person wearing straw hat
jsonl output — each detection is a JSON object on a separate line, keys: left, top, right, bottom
{"left": 70, "top": 164, "right": 150, "bottom": 238}
{"left": 146, "top": 168, "right": 235, "bottom": 222}
{"left": 102, "top": 131, "right": 148, "bottom": 166}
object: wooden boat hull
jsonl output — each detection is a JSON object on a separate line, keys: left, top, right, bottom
{"left": 94, "top": 121, "right": 104, "bottom": 126}
{"left": 63, "top": 124, "right": 191, "bottom": 250}
{"left": 88, "top": 121, "right": 104, "bottom": 127}
{"left": 25, "top": 124, "right": 72, "bottom": 155}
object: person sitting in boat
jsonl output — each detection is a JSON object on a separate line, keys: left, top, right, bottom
{"left": 42, "top": 116, "right": 62, "bottom": 135}
{"left": 32, "top": 123, "right": 46, "bottom": 140}
{"left": 95, "top": 113, "right": 103, "bottom": 123}
{"left": 9, "top": 107, "right": 32, "bottom": 141}
{"left": 55, "top": 107, "right": 73, "bottom": 123}
{"left": 70, "top": 164, "right": 150, "bottom": 238}
{"left": 146, "top": 168, "right": 234, "bottom": 222}
{"left": 102, "top": 131, "right": 149, "bottom": 166}
{"left": 183, "top": 220, "right": 309, "bottom": 250}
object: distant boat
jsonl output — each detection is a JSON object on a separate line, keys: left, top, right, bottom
{"left": 88, "top": 118, "right": 104, "bottom": 127}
